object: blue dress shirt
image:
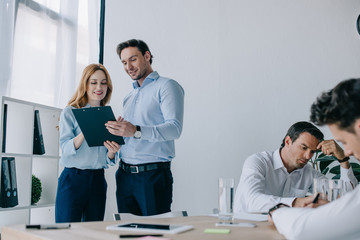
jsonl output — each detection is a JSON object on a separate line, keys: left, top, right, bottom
{"left": 120, "top": 71, "right": 184, "bottom": 164}
{"left": 59, "top": 105, "right": 117, "bottom": 169}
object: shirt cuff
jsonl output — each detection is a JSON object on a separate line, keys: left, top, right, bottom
{"left": 340, "top": 165, "right": 353, "bottom": 181}
{"left": 106, "top": 152, "right": 119, "bottom": 166}
{"left": 279, "top": 197, "right": 296, "bottom": 207}
{"left": 64, "top": 139, "right": 77, "bottom": 156}
{"left": 139, "top": 125, "right": 151, "bottom": 140}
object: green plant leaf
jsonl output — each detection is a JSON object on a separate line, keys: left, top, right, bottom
{"left": 329, "top": 165, "right": 340, "bottom": 174}
{"left": 350, "top": 162, "right": 360, "bottom": 170}
{"left": 319, "top": 161, "right": 332, "bottom": 172}
{"left": 332, "top": 174, "right": 340, "bottom": 179}
{"left": 321, "top": 167, "right": 329, "bottom": 175}
{"left": 355, "top": 174, "right": 360, "bottom": 182}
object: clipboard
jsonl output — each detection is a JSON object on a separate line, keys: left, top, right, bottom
{"left": 72, "top": 106, "right": 125, "bottom": 147}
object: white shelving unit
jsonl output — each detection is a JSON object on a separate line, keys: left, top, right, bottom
{"left": 0, "top": 97, "right": 61, "bottom": 231}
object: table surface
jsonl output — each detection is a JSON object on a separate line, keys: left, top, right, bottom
{"left": 1, "top": 215, "right": 285, "bottom": 240}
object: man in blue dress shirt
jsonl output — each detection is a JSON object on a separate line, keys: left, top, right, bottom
{"left": 106, "top": 39, "right": 184, "bottom": 216}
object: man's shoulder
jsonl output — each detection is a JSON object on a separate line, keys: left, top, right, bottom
{"left": 156, "top": 75, "right": 182, "bottom": 88}
{"left": 244, "top": 150, "right": 274, "bottom": 168}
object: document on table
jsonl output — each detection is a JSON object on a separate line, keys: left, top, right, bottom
{"left": 232, "top": 212, "right": 268, "bottom": 222}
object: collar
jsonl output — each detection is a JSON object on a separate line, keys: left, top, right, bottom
{"left": 132, "top": 71, "right": 159, "bottom": 89}
{"left": 273, "top": 148, "right": 286, "bottom": 170}
{"left": 273, "top": 148, "right": 303, "bottom": 174}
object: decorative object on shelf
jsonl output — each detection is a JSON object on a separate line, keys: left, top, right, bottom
{"left": 0, "top": 157, "right": 18, "bottom": 208}
{"left": 309, "top": 151, "right": 360, "bottom": 181}
{"left": 31, "top": 174, "right": 42, "bottom": 205}
{"left": 2, "top": 104, "right": 7, "bottom": 153}
{"left": 33, "top": 110, "right": 45, "bottom": 155}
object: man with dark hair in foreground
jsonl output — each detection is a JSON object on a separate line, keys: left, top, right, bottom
{"left": 234, "top": 121, "right": 357, "bottom": 213}
{"left": 269, "top": 78, "right": 360, "bottom": 240}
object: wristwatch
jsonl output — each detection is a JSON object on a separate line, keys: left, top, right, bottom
{"left": 134, "top": 125, "right": 141, "bottom": 139}
{"left": 338, "top": 156, "right": 350, "bottom": 163}
{"left": 268, "top": 203, "right": 290, "bottom": 217}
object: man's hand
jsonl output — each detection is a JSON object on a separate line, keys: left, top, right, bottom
{"left": 304, "top": 198, "right": 329, "bottom": 208}
{"left": 317, "top": 139, "right": 350, "bottom": 169}
{"left": 105, "top": 116, "right": 136, "bottom": 137}
{"left": 292, "top": 196, "right": 313, "bottom": 208}
{"left": 268, "top": 214, "right": 274, "bottom": 224}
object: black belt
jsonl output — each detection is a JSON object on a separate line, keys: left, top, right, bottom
{"left": 120, "top": 160, "right": 170, "bottom": 173}
{"left": 65, "top": 167, "right": 104, "bottom": 175}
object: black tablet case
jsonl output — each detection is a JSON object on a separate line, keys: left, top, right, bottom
{"left": 72, "top": 106, "right": 125, "bottom": 147}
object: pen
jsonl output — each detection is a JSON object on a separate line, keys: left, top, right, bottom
{"left": 119, "top": 234, "right": 163, "bottom": 238}
{"left": 312, "top": 193, "right": 320, "bottom": 203}
{"left": 26, "top": 223, "right": 71, "bottom": 230}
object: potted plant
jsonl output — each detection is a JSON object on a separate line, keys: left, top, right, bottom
{"left": 309, "top": 151, "right": 360, "bottom": 181}
{"left": 31, "top": 174, "right": 42, "bottom": 205}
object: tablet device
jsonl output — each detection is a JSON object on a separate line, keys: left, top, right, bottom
{"left": 72, "top": 106, "right": 125, "bottom": 147}
{"left": 106, "top": 222, "right": 193, "bottom": 234}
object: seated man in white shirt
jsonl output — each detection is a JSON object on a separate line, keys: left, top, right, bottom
{"left": 234, "top": 121, "right": 358, "bottom": 213}
{"left": 269, "top": 78, "right": 360, "bottom": 240}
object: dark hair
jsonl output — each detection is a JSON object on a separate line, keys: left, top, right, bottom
{"left": 310, "top": 79, "right": 360, "bottom": 133}
{"left": 116, "top": 39, "right": 153, "bottom": 64}
{"left": 280, "top": 121, "right": 324, "bottom": 148}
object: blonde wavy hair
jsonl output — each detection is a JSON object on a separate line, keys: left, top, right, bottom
{"left": 68, "top": 64, "right": 113, "bottom": 108}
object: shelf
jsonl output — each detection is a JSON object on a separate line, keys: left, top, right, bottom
{"left": 0, "top": 97, "right": 61, "bottom": 230}
{"left": 0, "top": 153, "right": 60, "bottom": 159}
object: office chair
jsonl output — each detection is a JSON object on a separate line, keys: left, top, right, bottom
{"left": 113, "top": 211, "right": 188, "bottom": 221}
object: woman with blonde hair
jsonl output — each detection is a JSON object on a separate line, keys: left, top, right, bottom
{"left": 55, "top": 64, "right": 120, "bottom": 223}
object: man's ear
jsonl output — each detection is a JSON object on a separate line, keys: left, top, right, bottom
{"left": 284, "top": 136, "right": 292, "bottom": 147}
{"left": 354, "top": 119, "right": 360, "bottom": 135}
{"left": 144, "top": 51, "right": 151, "bottom": 62}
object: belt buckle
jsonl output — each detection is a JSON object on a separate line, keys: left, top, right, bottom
{"left": 130, "top": 166, "right": 139, "bottom": 173}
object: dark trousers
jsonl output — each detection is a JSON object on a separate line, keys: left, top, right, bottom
{"left": 115, "top": 167, "right": 173, "bottom": 216}
{"left": 55, "top": 167, "right": 107, "bottom": 223}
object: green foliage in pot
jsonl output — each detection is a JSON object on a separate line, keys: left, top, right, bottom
{"left": 31, "top": 174, "right": 42, "bottom": 205}
{"left": 309, "top": 151, "right": 360, "bottom": 181}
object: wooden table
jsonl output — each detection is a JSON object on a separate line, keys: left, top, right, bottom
{"left": 1, "top": 216, "right": 285, "bottom": 240}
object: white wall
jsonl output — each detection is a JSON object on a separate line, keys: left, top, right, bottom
{"left": 103, "top": 0, "right": 360, "bottom": 219}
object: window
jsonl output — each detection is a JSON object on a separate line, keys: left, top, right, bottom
{"left": 9, "top": 0, "right": 100, "bottom": 107}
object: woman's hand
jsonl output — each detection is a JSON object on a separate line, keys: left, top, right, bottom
{"left": 104, "top": 140, "right": 120, "bottom": 159}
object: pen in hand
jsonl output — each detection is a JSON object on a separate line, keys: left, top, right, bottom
{"left": 312, "top": 193, "right": 320, "bottom": 203}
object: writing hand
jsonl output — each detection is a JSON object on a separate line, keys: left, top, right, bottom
{"left": 305, "top": 198, "right": 329, "bottom": 208}
{"left": 292, "top": 196, "right": 313, "bottom": 208}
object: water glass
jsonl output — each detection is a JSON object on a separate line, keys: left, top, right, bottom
{"left": 218, "top": 178, "right": 234, "bottom": 221}
{"left": 328, "top": 179, "right": 343, "bottom": 201}
{"left": 313, "top": 178, "right": 329, "bottom": 200}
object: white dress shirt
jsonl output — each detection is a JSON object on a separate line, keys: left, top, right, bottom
{"left": 272, "top": 184, "right": 360, "bottom": 240}
{"left": 234, "top": 148, "right": 358, "bottom": 213}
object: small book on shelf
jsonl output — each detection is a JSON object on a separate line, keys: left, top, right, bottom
{"left": 33, "top": 110, "right": 45, "bottom": 155}
{"left": 0, "top": 157, "right": 18, "bottom": 208}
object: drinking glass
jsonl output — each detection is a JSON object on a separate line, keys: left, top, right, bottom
{"left": 328, "top": 179, "right": 343, "bottom": 201}
{"left": 313, "top": 178, "right": 329, "bottom": 200}
{"left": 218, "top": 178, "right": 234, "bottom": 222}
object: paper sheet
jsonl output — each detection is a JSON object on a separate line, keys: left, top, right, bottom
{"left": 232, "top": 212, "right": 268, "bottom": 222}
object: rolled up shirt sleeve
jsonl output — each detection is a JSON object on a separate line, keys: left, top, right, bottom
{"left": 140, "top": 80, "right": 184, "bottom": 142}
